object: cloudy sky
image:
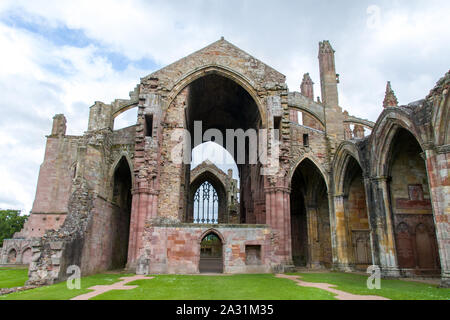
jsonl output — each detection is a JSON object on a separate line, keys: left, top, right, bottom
{"left": 0, "top": 0, "right": 449, "bottom": 214}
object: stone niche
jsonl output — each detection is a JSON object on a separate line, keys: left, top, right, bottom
{"left": 245, "top": 245, "right": 262, "bottom": 265}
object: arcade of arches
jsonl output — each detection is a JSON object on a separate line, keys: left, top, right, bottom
{"left": 8, "top": 38, "right": 447, "bottom": 287}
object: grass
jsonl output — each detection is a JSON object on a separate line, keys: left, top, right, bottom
{"left": 91, "top": 274, "right": 336, "bottom": 300}
{"left": 1, "top": 273, "right": 336, "bottom": 300}
{"left": 292, "top": 272, "right": 450, "bottom": 300}
{"left": 0, "top": 272, "right": 134, "bottom": 300}
{"left": 0, "top": 269, "right": 448, "bottom": 300}
{"left": 0, "top": 267, "right": 29, "bottom": 289}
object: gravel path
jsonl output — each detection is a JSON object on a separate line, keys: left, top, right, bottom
{"left": 276, "top": 274, "right": 389, "bottom": 300}
{"left": 71, "top": 275, "right": 153, "bottom": 300}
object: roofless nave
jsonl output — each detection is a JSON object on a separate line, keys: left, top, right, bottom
{"left": 1, "top": 38, "right": 448, "bottom": 288}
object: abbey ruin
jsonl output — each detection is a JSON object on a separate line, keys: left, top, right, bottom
{"left": 1, "top": 38, "right": 448, "bottom": 287}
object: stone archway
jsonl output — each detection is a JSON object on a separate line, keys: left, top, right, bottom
{"left": 290, "top": 158, "right": 332, "bottom": 268}
{"left": 387, "top": 128, "right": 441, "bottom": 275}
{"left": 111, "top": 156, "right": 132, "bottom": 269}
{"left": 187, "top": 160, "right": 235, "bottom": 224}
{"left": 341, "top": 156, "right": 372, "bottom": 270}
{"left": 22, "top": 247, "right": 32, "bottom": 264}
{"left": 159, "top": 72, "right": 265, "bottom": 225}
{"left": 199, "top": 231, "right": 224, "bottom": 273}
{"left": 7, "top": 248, "right": 17, "bottom": 264}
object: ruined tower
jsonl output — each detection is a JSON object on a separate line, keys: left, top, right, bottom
{"left": 318, "top": 40, "right": 344, "bottom": 142}
{"left": 383, "top": 81, "right": 399, "bottom": 108}
{"left": 300, "top": 73, "right": 314, "bottom": 100}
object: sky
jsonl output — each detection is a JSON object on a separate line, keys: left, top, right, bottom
{"left": 0, "top": 0, "right": 449, "bottom": 214}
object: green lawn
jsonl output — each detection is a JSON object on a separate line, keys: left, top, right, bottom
{"left": 0, "top": 272, "right": 134, "bottom": 300}
{"left": 0, "top": 268, "right": 448, "bottom": 300}
{"left": 0, "top": 267, "right": 29, "bottom": 289}
{"left": 292, "top": 272, "right": 450, "bottom": 300}
{"left": 91, "top": 274, "right": 335, "bottom": 300}
{"left": 1, "top": 273, "right": 335, "bottom": 300}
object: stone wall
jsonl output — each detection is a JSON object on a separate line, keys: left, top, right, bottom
{"left": 141, "top": 224, "right": 273, "bottom": 274}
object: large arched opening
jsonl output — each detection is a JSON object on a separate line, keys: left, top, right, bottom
{"left": 181, "top": 73, "right": 264, "bottom": 224}
{"left": 110, "top": 157, "right": 132, "bottom": 269}
{"left": 290, "top": 158, "right": 332, "bottom": 268}
{"left": 341, "top": 156, "right": 372, "bottom": 270}
{"left": 387, "top": 128, "right": 441, "bottom": 275}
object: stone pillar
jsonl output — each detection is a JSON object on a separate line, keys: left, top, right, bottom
{"left": 363, "top": 176, "right": 380, "bottom": 268}
{"left": 265, "top": 185, "right": 293, "bottom": 269}
{"left": 353, "top": 124, "right": 365, "bottom": 139}
{"left": 333, "top": 195, "right": 352, "bottom": 271}
{"left": 127, "top": 185, "right": 158, "bottom": 269}
{"left": 51, "top": 114, "right": 66, "bottom": 136}
{"left": 370, "top": 176, "right": 400, "bottom": 277}
{"left": 424, "top": 147, "right": 450, "bottom": 287}
{"left": 344, "top": 123, "right": 352, "bottom": 140}
{"left": 289, "top": 109, "right": 298, "bottom": 123}
{"left": 318, "top": 40, "right": 345, "bottom": 143}
{"left": 300, "top": 73, "right": 314, "bottom": 100}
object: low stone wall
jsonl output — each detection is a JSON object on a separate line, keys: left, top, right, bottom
{"left": 0, "top": 239, "right": 33, "bottom": 265}
{"left": 141, "top": 223, "right": 277, "bottom": 274}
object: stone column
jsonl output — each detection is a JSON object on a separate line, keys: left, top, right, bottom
{"left": 127, "top": 183, "right": 158, "bottom": 269}
{"left": 363, "top": 176, "right": 380, "bottom": 268}
{"left": 370, "top": 176, "right": 400, "bottom": 277}
{"left": 265, "top": 186, "right": 293, "bottom": 269}
{"left": 333, "top": 194, "right": 352, "bottom": 271}
{"left": 424, "top": 147, "right": 450, "bottom": 287}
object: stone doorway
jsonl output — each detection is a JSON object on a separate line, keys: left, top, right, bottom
{"left": 290, "top": 158, "right": 332, "bottom": 268}
{"left": 111, "top": 157, "right": 132, "bottom": 270}
{"left": 387, "top": 128, "right": 441, "bottom": 275}
{"left": 199, "top": 232, "right": 223, "bottom": 273}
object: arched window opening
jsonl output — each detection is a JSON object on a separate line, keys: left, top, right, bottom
{"left": 7, "top": 249, "right": 17, "bottom": 264}
{"left": 188, "top": 141, "right": 241, "bottom": 224}
{"left": 113, "top": 107, "right": 138, "bottom": 130}
{"left": 194, "top": 181, "right": 219, "bottom": 224}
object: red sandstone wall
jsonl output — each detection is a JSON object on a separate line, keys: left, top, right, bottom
{"left": 81, "top": 197, "right": 130, "bottom": 275}
{"left": 15, "top": 213, "right": 66, "bottom": 238}
{"left": 302, "top": 113, "right": 324, "bottom": 131}
{"left": 143, "top": 226, "right": 274, "bottom": 274}
{"left": 32, "top": 136, "right": 79, "bottom": 214}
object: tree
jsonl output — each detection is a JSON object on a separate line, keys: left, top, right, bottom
{"left": 0, "top": 210, "right": 28, "bottom": 247}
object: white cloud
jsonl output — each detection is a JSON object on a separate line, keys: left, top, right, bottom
{"left": 0, "top": 0, "right": 449, "bottom": 213}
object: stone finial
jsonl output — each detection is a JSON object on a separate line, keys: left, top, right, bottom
{"left": 300, "top": 73, "right": 314, "bottom": 100}
{"left": 51, "top": 114, "right": 67, "bottom": 136}
{"left": 318, "top": 40, "right": 335, "bottom": 55}
{"left": 344, "top": 123, "right": 353, "bottom": 140}
{"left": 353, "top": 124, "right": 365, "bottom": 139}
{"left": 383, "top": 81, "right": 398, "bottom": 108}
